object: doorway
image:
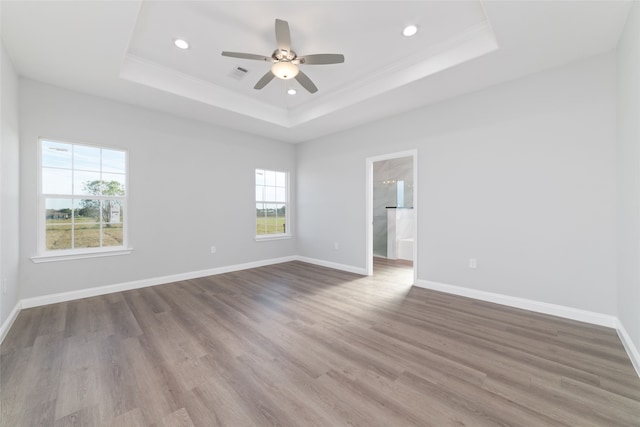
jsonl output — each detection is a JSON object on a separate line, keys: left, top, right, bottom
{"left": 366, "top": 150, "right": 417, "bottom": 284}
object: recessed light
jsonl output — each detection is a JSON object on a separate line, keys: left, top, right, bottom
{"left": 287, "top": 89, "right": 297, "bottom": 95}
{"left": 174, "top": 39, "right": 189, "bottom": 49}
{"left": 403, "top": 25, "right": 418, "bottom": 37}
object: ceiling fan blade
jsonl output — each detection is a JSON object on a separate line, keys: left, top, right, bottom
{"left": 275, "top": 19, "right": 291, "bottom": 52}
{"left": 295, "top": 70, "right": 318, "bottom": 93}
{"left": 254, "top": 71, "right": 275, "bottom": 90}
{"left": 297, "top": 54, "right": 345, "bottom": 65}
{"left": 221, "top": 51, "right": 272, "bottom": 62}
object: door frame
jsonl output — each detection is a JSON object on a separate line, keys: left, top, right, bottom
{"left": 365, "top": 149, "right": 418, "bottom": 283}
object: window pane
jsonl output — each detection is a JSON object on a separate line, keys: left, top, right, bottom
{"left": 74, "top": 222, "right": 100, "bottom": 248}
{"left": 256, "top": 186, "right": 264, "bottom": 202}
{"left": 102, "top": 200, "right": 123, "bottom": 246}
{"left": 46, "top": 225, "right": 72, "bottom": 250}
{"left": 103, "top": 200, "right": 122, "bottom": 225}
{"left": 255, "top": 169, "right": 265, "bottom": 185}
{"left": 256, "top": 203, "right": 266, "bottom": 235}
{"left": 260, "top": 203, "right": 285, "bottom": 235}
{"left": 42, "top": 168, "right": 72, "bottom": 194}
{"left": 73, "top": 145, "right": 100, "bottom": 171}
{"left": 276, "top": 172, "right": 286, "bottom": 188}
{"left": 264, "top": 203, "right": 277, "bottom": 234}
{"left": 277, "top": 204, "right": 286, "bottom": 234}
{"left": 265, "top": 170, "right": 276, "bottom": 186}
{"left": 42, "top": 140, "right": 72, "bottom": 169}
{"left": 102, "top": 149, "right": 126, "bottom": 173}
{"left": 75, "top": 198, "right": 101, "bottom": 222}
{"left": 45, "top": 198, "right": 72, "bottom": 250}
{"left": 102, "top": 223, "right": 123, "bottom": 247}
{"left": 276, "top": 187, "right": 285, "bottom": 202}
{"left": 74, "top": 171, "right": 101, "bottom": 196}
{"left": 265, "top": 186, "right": 276, "bottom": 201}
{"left": 102, "top": 173, "right": 126, "bottom": 196}
{"left": 45, "top": 198, "right": 72, "bottom": 225}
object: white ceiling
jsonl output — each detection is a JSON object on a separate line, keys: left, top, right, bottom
{"left": 1, "top": 1, "right": 632, "bottom": 143}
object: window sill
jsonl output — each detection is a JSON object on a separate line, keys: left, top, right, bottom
{"left": 255, "top": 235, "right": 292, "bottom": 242}
{"left": 31, "top": 248, "right": 134, "bottom": 263}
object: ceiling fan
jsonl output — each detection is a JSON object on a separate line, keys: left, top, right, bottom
{"left": 222, "top": 19, "right": 345, "bottom": 94}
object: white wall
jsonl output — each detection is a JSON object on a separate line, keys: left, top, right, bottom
{"left": 1, "top": 42, "right": 20, "bottom": 326}
{"left": 617, "top": 1, "right": 640, "bottom": 359}
{"left": 297, "top": 53, "right": 617, "bottom": 315}
{"left": 19, "top": 79, "right": 296, "bottom": 299}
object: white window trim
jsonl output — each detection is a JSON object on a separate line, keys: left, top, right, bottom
{"left": 255, "top": 169, "right": 291, "bottom": 239}
{"left": 31, "top": 247, "right": 133, "bottom": 263}
{"left": 36, "top": 138, "right": 133, "bottom": 261}
{"left": 255, "top": 235, "right": 292, "bottom": 242}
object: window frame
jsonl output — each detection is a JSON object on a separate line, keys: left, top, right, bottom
{"left": 32, "top": 138, "right": 132, "bottom": 263}
{"left": 255, "top": 168, "right": 291, "bottom": 241}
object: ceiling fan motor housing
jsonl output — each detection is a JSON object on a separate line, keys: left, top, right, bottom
{"left": 273, "top": 49, "right": 297, "bottom": 61}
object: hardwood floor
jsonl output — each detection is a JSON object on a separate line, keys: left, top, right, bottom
{"left": 2, "top": 259, "right": 639, "bottom": 426}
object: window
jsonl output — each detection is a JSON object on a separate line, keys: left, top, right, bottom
{"left": 255, "top": 169, "right": 289, "bottom": 238}
{"left": 37, "top": 139, "right": 128, "bottom": 258}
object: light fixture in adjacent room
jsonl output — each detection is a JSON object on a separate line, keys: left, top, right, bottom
{"left": 403, "top": 25, "right": 418, "bottom": 37}
{"left": 287, "top": 89, "right": 297, "bottom": 95}
{"left": 271, "top": 61, "right": 299, "bottom": 80}
{"left": 173, "top": 39, "right": 189, "bottom": 49}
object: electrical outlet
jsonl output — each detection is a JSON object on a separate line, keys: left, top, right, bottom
{"left": 210, "top": 246, "right": 217, "bottom": 254}
{"left": 334, "top": 242, "right": 339, "bottom": 250}
{"left": 469, "top": 258, "right": 477, "bottom": 269}
{"left": 2, "top": 278, "right": 7, "bottom": 294}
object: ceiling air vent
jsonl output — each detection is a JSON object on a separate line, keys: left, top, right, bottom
{"left": 229, "top": 66, "right": 249, "bottom": 80}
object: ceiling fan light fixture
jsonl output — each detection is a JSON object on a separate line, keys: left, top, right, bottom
{"left": 287, "top": 89, "right": 297, "bottom": 95}
{"left": 272, "top": 61, "right": 299, "bottom": 80}
{"left": 173, "top": 39, "right": 190, "bottom": 49}
{"left": 403, "top": 25, "right": 418, "bottom": 37}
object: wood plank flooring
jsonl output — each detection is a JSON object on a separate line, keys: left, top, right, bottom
{"left": 2, "top": 259, "right": 639, "bottom": 426}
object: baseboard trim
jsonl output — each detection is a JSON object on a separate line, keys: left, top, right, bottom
{"left": 21, "top": 256, "right": 297, "bottom": 309}
{"left": 0, "top": 301, "right": 22, "bottom": 344}
{"left": 294, "top": 256, "right": 367, "bottom": 275}
{"left": 616, "top": 319, "right": 640, "bottom": 379}
{"left": 414, "top": 279, "right": 617, "bottom": 328}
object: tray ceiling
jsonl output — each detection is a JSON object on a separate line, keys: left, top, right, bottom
{"left": 1, "top": 1, "right": 632, "bottom": 142}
